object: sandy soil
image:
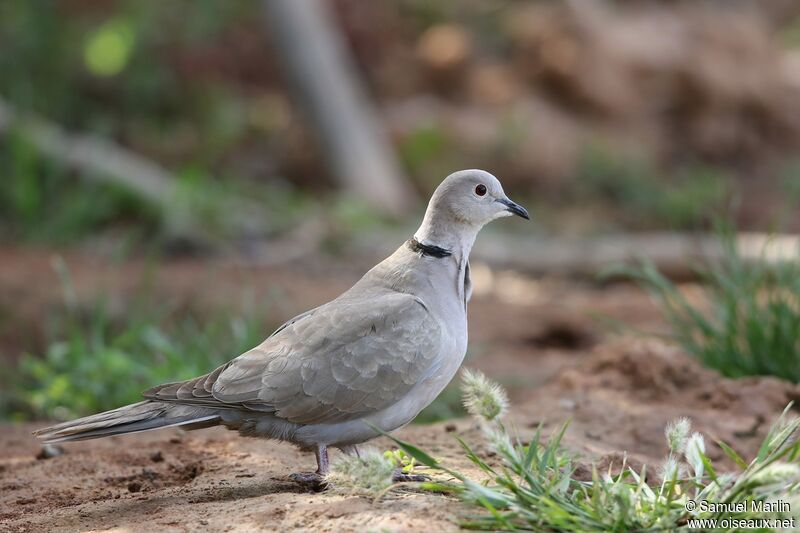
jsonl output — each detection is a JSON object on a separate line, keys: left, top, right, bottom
{"left": 1, "top": 246, "right": 798, "bottom": 532}
{"left": 0, "top": 422, "right": 479, "bottom": 532}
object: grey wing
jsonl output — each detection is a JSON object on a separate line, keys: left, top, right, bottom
{"left": 145, "top": 291, "right": 442, "bottom": 425}
{"left": 141, "top": 306, "right": 320, "bottom": 405}
{"left": 267, "top": 305, "right": 320, "bottom": 338}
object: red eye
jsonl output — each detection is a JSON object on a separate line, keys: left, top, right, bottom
{"left": 475, "top": 184, "right": 487, "bottom": 196}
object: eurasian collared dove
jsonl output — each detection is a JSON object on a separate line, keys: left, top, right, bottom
{"left": 35, "top": 169, "right": 529, "bottom": 486}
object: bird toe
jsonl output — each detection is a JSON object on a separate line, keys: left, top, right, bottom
{"left": 289, "top": 471, "right": 327, "bottom": 491}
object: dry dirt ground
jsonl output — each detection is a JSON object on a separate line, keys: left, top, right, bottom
{"left": 1, "top": 246, "right": 799, "bottom": 532}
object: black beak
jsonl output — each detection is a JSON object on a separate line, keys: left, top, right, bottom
{"left": 497, "top": 198, "right": 530, "bottom": 220}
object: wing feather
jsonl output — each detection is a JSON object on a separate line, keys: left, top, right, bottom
{"left": 144, "top": 291, "right": 441, "bottom": 425}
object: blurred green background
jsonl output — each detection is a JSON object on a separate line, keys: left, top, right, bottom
{"left": 3, "top": 0, "right": 800, "bottom": 421}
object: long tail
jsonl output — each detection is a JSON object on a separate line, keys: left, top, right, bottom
{"left": 33, "top": 401, "right": 220, "bottom": 444}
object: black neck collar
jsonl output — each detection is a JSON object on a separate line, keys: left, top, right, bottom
{"left": 408, "top": 236, "right": 452, "bottom": 258}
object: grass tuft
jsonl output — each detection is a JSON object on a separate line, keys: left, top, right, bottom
{"left": 325, "top": 449, "right": 396, "bottom": 495}
{"left": 387, "top": 372, "right": 800, "bottom": 531}
{"left": 609, "top": 231, "right": 800, "bottom": 382}
{"left": 8, "top": 305, "right": 266, "bottom": 421}
{"left": 2, "top": 263, "right": 268, "bottom": 421}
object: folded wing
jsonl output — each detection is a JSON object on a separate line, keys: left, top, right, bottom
{"left": 144, "top": 291, "right": 442, "bottom": 425}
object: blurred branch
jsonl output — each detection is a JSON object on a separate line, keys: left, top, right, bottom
{"left": 0, "top": 97, "right": 174, "bottom": 209}
{"left": 350, "top": 230, "right": 800, "bottom": 278}
{"left": 0, "top": 97, "right": 274, "bottom": 245}
{"left": 262, "top": 0, "right": 416, "bottom": 216}
{"left": 469, "top": 232, "right": 800, "bottom": 278}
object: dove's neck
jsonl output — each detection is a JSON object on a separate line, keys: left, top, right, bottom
{"left": 414, "top": 213, "right": 480, "bottom": 262}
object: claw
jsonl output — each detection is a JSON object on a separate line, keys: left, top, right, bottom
{"left": 289, "top": 471, "right": 327, "bottom": 491}
{"left": 288, "top": 444, "right": 329, "bottom": 491}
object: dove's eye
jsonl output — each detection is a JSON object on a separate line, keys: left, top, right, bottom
{"left": 475, "top": 184, "right": 487, "bottom": 196}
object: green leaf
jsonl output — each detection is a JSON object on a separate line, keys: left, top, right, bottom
{"left": 699, "top": 453, "right": 717, "bottom": 483}
{"left": 419, "top": 482, "right": 459, "bottom": 493}
{"left": 371, "top": 425, "right": 441, "bottom": 469}
{"left": 717, "top": 440, "right": 749, "bottom": 470}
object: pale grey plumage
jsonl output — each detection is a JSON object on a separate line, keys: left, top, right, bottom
{"left": 34, "top": 169, "right": 529, "bottom": 479}
{"left": 146, "top": 292, "right": 441, "bottom": 425}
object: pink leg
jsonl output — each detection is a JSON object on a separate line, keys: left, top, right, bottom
{"left": 289, "top": 444, "right": 328, "bottom": 490}
{"left": 340, "top": 444, "right": 361, "bottom": 458}
{"left": 315, "top": 444, "right": 329, "bottom": 475}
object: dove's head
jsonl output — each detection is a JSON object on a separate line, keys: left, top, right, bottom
{"left": 414, "top": 169, "right": 528, "bottom": 254}
{"left": 426, "top": 169, "right": 529, "bottom": 228}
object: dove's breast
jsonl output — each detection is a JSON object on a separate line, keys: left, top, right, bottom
{"left": 368, "top": 246, "right": 470, "bottom": 425}
{"left": 293, "top": 316, "right": 464, "bottom": 448}
{"left": 291, "top": 247, "right": 470, "bottom": 448}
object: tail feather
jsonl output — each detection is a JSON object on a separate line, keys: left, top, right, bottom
{"left": 34, "top": 401, "right": 220, "bottom": 444}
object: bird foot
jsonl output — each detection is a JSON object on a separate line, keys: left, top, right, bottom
{"left": 392, "top": 469, "right": 430, "bottom": 483}
{"left": 289, "top": 471, "right": 327, "bottom": 491}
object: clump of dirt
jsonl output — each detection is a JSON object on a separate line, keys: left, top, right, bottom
{"left": 575, "top": 341, "right": 799, "bottom": 413}
{"left": 516, "top": 340, "right": 800, "bottom": 471}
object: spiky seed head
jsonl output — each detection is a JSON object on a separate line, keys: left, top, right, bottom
{"left": 684, "top": 432, "right": 706, "bottom": 476}
{"left": 665, "top": 418, "right": 691, "bottom": 454}
{"left": 482, "top": 424, "right": 516, "bottom": 459}
{"left": 461, "top": 368, "right": 509, "bottom": 422}
{"left": 325, "top": 448, "right": 395, "bottom": 495}
{"left": 659, "top": 456, "right": 682, "bottom": 483}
